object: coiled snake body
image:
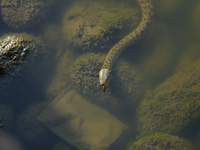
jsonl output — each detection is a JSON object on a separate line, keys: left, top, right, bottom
{"left": 99, "top": 0, "right": 154, "bottom": 92}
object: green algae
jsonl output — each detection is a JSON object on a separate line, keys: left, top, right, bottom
{"left": 137, "top": 59, "right": 200, "bottom": 135}
{"left": 70, "top": 52, "right": 108, "bottom": 99}
{"left": 127, "top": 133, "right": 195, "bottom": 150}
{"left": 112, "top": 60, "right": 148, "bottom": 104}
{"left": 62, "top": 0, "right": 140, "bottom": 52}
{"left": 1, "top": 0, "right": 55, "bottom": 28}
{"left": 70, "top": 52, "right": 148, "bottom": 110}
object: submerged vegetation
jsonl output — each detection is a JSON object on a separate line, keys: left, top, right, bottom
{"left": 1, "top": 0, "right": 54, "bottom": 28}
{"left": 62, "top": 0, "right": 140, "bottom": 52}
{"left": 127, "top": 132, "right": 195, "bottom": 150}
{"left": 70, "top": 52, "right": 147, "bottom": 108}
{"left": 137, "top": 59, "right": 200, "bottom": 135}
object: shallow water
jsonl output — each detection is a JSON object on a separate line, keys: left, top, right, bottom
{"left": 0, "top": 0, "right": 200, "bottom": 149}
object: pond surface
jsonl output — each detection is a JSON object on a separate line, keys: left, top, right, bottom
{"left": 0, "top": 0, "right": 200, "bottom": 150}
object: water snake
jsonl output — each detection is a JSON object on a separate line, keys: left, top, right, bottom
{"left": 99, "top": 0, "right": 154, "bottom": 92}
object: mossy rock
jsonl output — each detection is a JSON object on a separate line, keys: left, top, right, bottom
{"left": 0, "top": 33, "right": 44, "bottom": 76}
{"left": 16, "top": 102, "right": 56, "bottom": 149}
{"left": 70, "top": 52, "right": 117, "bottom": 108}
{"left": 137, "top": 59, "right": 200, "bottom": 135}
{"left": 70, "top": 52, "right": 147, "bottom": 109}
{"left": 0, "top": 33, "right": 45, "bottom": 99}
{"left": 1, "top": 0, "right": 54, "bottom": 28}
{"left": 127, "top": 132, "right": 195, "bottom": 150}
{"left": 62, "top": 0, "right": 140, "bottom": 52}
{"left": 112, "top": 60, "right": 148, "bottom": 104}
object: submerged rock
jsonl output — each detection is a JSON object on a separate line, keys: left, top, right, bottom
{"left": 112, "top": 60, "right": 147, "bottom": 104}
{"left": 127, "top": 132, "right": 195, "bottom": 150}
{"left": 70, "top": 52, "right": 120, "bottom": 109}
{"left": 0, "top": 36, "right": 29, "bottom": 76}
{"left": 0, "top": 33, "right": 44, "bottom": 99}
{"left": 1, "top": 0, "right": 54, "bottom": 28}
{"left": 62, "top": 0, "right": 140, "bottom": 52}
{"left": 70, "top": 53, "right": 105, "bottom": 98}
{"left": 137, "top": 59, "right": 200, "bottom": 135}
{"left": 70, "top": 52, "right": 147, "bottom": 109}
{"left": 16, "top": 102, "right": 56, "bottom": 149}
{"left": 0, "top": 33, "right": 43, "bottom": 76}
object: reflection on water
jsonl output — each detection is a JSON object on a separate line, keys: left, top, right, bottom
{"left": 0, "top": 0, "right": 200, "bottom": 149}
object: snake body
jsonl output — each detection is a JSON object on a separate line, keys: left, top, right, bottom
{"left": 99, "top": 0, "right": 154, "bottom": 92}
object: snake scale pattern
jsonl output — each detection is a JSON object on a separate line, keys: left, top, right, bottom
{"left": 99, "top": 0, "right": 154, "bottom": 92}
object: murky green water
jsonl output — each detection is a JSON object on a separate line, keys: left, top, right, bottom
{"left": 0, "top": 0, "right": 200, "bottom": 149}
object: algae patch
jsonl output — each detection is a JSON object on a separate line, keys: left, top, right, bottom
{"left": 137, "top": 59, "right": 200, "bottom": 135}
{"left": 62, "top": 0, "right": 140, "bottom": 52}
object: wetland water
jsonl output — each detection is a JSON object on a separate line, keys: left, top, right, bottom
{"left": 0, "top": 0, "right": 200, "bottom": 150}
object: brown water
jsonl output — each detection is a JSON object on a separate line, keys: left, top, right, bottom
{"left": 0, "top": 0, "right": 200, "bottom": 149}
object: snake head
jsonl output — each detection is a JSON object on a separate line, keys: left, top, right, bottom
{"left": 99, "top": 68, "right": 111, "bottom": 93}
